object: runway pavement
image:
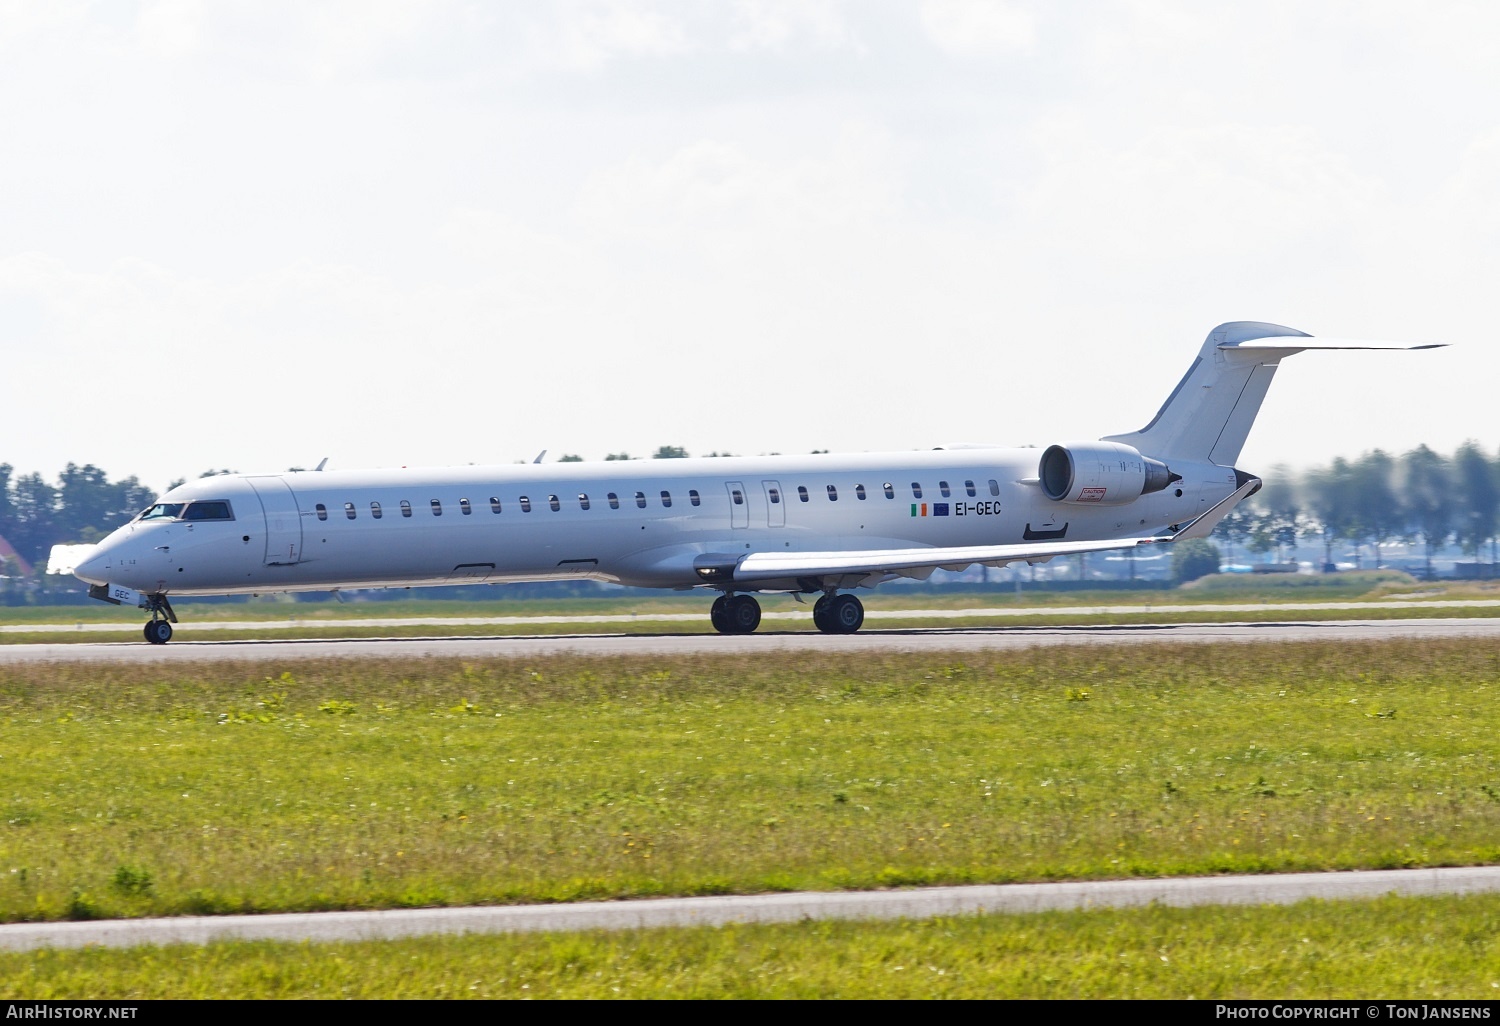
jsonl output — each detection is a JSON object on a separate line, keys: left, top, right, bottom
{"left": 7, "top": 597, "right": 1500, "bottom": 633}
{"left": 0, "top": 615, "right": 1498, "bottom": 662}
{"left": 4, "top": 867, "right": 1500, "bottom": 951}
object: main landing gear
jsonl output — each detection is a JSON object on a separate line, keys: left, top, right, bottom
{"left": 708, "top": 591, "right": 866, "bottom": 635}
{"left": 142, "top": 593, "right": 177, "bottom": 645}
{"left": 710, "top": 593, "right": 762, "bottom": 634}
{"left": 812, "top": 592, "right": 864, "bottom": 635}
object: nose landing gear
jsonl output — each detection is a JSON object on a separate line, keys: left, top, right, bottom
{"left": 142, "top": 593, "right": 177, "bottom": 645}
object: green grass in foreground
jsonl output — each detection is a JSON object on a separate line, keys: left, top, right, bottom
{"left": 3, "top": 641, "right": 1500, "bottom": 923}
{"left": 5, "top": 893, "right": 1500, "bottom": 998}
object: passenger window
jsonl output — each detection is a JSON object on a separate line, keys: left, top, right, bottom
{"left": 548, "top": 495, "right": 560, "bottom": 512}
{"left": 400, "top": 501, "right": 412, "bottom": 518}
{"left": 689, "top": 490, "right": 700, "bottom": 507}
{"left": 940, "top": 481, "right": 951, "bottom": 498}
{"left": 520, "top": 496, "right": 532, "bottom": 512}
{"left": 797, "top": 486, "right": 809, "bottom": 502}
{"left": 635, "top": 492, "right": 647, "bottom": 509}
{"left": 431, "top": 499, "right": 442, "bottom": 516}
{"left": 827, "top": 485, "right": 838, "bottom": 501}
{"left": 579, "top": 493, "right": 590, "bottom": 511}
{"left": 911, "top": 482, "right": 923, "bottom": 499}
{"left": 344, "top": 502, "right": 356, "bottom": 520}
{"left": 732, "top": 489, "right": 744, "bottom": 505}
{"left": 460, "top": 498, "right": 472, "bottom": 516}
{"left": 315, "top": 503, "right": 328, "bottom": 521}
{"left": 856, "top": 484, "right": 866, "bottom": 501}
{"left": 661, "top": 490, "right": 672, "bottom": 507}
{"left": 965, "top": 480, "right": 976, "bottom": 498}
{"left": 883, "top": 482, "right": 895, "bottom": 499}
{"left": 768, "top": 488, "right": 780, "bottom": 504}
{"left": 608, "top": 493, "right": 620, "bottom": 509}
{"left": 989, "top": 479, "right": 1000, "bottom": 496}
{"left": 371, "top": 502, "right": 382, "bottom": 519}
{"left": 490, "top": 497, "right": 502, "bottom": 514}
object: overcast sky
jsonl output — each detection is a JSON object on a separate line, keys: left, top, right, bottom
{"left": 1, "top": 1, "right": 1490, "bottom": 492}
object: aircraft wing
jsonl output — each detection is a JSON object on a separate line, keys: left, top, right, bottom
{"left": 1171, "top": 476, "right": 1261, "bottom": 539}
{"left": 730, "top": 476, "right": 1261, "bottom": 583}
{"left": 732, "top": 535, "right": 1169, "bottom": 582}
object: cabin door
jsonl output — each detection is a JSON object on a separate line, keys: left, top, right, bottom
{"left": 726, "top": 481, "right": 749, "bottom": 529}
{"left": 246, "top": 476, "right": 304, "bottom": 566}
{"left": 762, "top": 480, "right": 785, "bottom": 528}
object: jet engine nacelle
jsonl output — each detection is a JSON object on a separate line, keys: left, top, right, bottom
{"left": 1039, "top": 441, "right": 1176, "bottom": 506}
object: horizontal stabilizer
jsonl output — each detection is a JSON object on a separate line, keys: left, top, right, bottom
{"left": 1226, "top": 337, "right": 1445, "bottom": 351}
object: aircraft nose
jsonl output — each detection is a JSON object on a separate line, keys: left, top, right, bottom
{"left": 72, "top": 547, "right": 109, "bottom": 586}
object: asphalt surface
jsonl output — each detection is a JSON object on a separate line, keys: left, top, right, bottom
{"left": 1, "top": 615, "right": 1498, "bottom": 662}
{"left": 4, "top": 867, "right": 1500, "bottom": 951}
{"left": 7, "top": 597, "right": 1499, "bottom": 633}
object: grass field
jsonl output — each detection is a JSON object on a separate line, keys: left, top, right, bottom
{"left": 5, "top": 892, "right": 1500, "bottom": 998}
{"left": 3, "top": 640, "right": 1500, "bottom": 924}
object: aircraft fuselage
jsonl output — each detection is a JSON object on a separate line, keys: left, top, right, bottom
{"left": 74, "top": 447, "right": 1231, "bottom": 598}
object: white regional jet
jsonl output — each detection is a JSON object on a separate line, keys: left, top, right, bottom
{"left": 73, "top": 322, "right": 1438, "bottom": 643}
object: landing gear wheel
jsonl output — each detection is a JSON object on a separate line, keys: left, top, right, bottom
{"left": 710, "top": 595, "right": 731, "bottom": 634}
{"left": 827, "top": 593, "right": 864, "bottom": 634}
{"left": 812, "top": 594, "right": 833, "bottom": 634}
{"left": 726, "top": 594, "right": 761, "bottom": 634}
{"left": 143, "top": 620, "right": 173, "bottom": 645}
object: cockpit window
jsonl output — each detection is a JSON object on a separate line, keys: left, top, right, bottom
{"left": 139, "top": 503, "right": 185, "bottom": 521}
{"left": 139, "top": 501, "right": 233, "bottom": 522}
{"left": 183, "top": 501, "right": 233, "bottom": 521}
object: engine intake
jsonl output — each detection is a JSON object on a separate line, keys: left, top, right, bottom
{"left": 1039, "top": 441, "right": 1176, "bottom": 506}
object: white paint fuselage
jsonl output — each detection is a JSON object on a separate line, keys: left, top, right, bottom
{"left": 73, "top": 448, "right": 1234, "bottom": 598}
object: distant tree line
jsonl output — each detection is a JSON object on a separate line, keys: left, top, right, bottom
{"left": 0, "top": 463, "right": 158, "bottom": 569}
{"left": 1212, "top": 442, "right": 1500, "bottom": 577}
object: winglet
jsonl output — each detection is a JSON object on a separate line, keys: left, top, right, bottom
{"left": 1172, "top": 475, "right": 1262, "bottom": 540}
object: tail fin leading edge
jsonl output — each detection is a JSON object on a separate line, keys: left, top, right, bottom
{"left": 1103, "top": 321, "right": 1441, "bottom": 467}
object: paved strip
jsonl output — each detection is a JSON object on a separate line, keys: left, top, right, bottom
{"left": 4, "top": 867, "right": 1499, "bottom": 952}
{"left": 7, "top": 597, "right": 1500, "bottom": 633}
{"left": 1, "top": 617, "right": 1498, "bottom": 663}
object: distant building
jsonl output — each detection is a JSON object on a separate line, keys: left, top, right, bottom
{"left": 45, "top": 543, "right": 96, "bottom": 577}
{"left": 0, "top": 535, "right": 32, "bottom": 576}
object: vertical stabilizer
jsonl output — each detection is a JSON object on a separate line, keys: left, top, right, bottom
{"left": 1103, "top": 321, "right": 1307, "bottom": 466}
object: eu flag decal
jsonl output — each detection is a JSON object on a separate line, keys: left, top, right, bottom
{"left": 933, "top": 503, "right": 950, "bottom": 516}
